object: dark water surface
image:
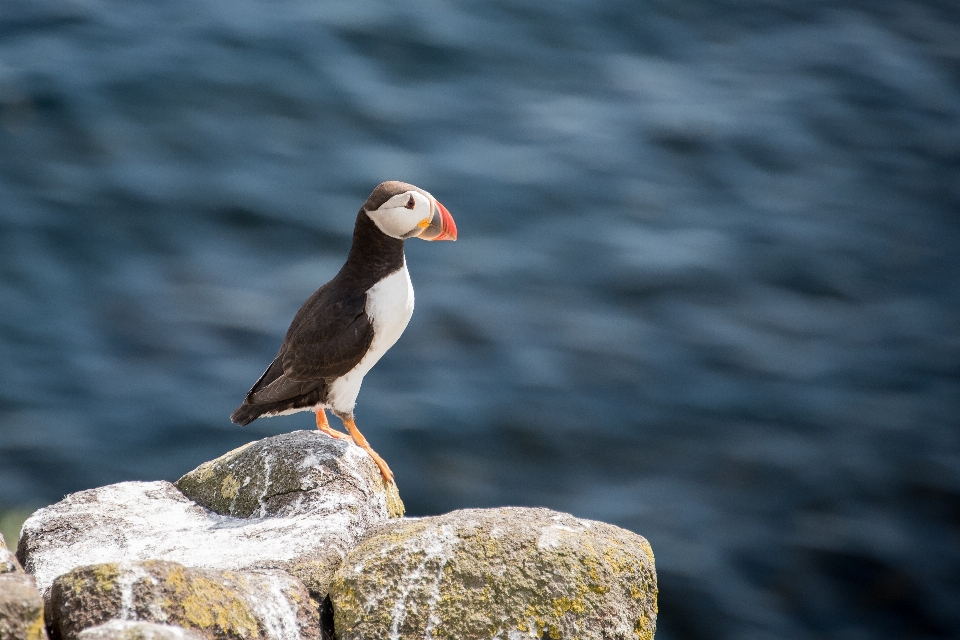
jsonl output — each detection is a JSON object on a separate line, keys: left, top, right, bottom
{"left": 2, "top": 1, "right": 959, "bottom": 638}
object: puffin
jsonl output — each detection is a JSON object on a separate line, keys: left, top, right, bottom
{"left": 230, "top": 181, "right": 457, "bottom": 486}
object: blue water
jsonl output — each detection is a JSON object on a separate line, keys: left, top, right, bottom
{"left": 1, "top": 1, "right": 959, "bottom": 638}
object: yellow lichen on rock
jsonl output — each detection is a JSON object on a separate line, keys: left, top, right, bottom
{"left": 385, "top": 480, "right": 405, "bottom": 518}
{"left": 49, "top": 559, "right": 321, "bottom": 640}
{"left": 331, "top": 507, "right": 657, "bottom": 640}
{"left": 190, "top": 461, "right": 216, "bottom": 486}
{"left": 69, "top": 562, "right": 120, "bottom": 596}
{"left": 24, "top": 613, "right": 47, "bottom": 640}
{"left": 161, "top": 564, "right": 260, "bottom": 638}
{"left": 551, "top": 595, "right": 586, "bottom": 617}
{"left": 635, "top": 612, "right": 655, "bottom": 640}
{"left": 0, "top": 574, "right": 48, "bottom": 640}
{"left": 220, "top": 474, "right": 241, "bottom": 500}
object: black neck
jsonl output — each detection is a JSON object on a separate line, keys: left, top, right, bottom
{"left": 339, "top": 210, "right": 406, "bottom": 287}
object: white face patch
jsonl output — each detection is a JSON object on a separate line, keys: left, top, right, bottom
{"left": 366, "top": 190, "right": 433, "bottom": 239}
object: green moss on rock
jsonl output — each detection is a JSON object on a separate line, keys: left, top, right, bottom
{"left": 331, "top": 507, "right": 657, "bottom": 639}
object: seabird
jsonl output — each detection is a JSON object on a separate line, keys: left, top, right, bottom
{"left": 230, "top": 181, "right": 457, "bottom": 486}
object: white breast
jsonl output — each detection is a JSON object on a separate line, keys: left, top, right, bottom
{"left": 326, "top": 263, "right": 415, "bottom": 413}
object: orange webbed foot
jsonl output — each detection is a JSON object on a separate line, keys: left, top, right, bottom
{"left": 316, "top": 409, "right": 351, "bottom": 440}
{"left": 340, "top": 415, "right": 395, "bottom": 485}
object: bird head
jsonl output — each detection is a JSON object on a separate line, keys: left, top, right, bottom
{"left": 363, "top": 181, "right": 457, "bottom": 242}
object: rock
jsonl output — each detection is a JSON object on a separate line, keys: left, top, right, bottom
{"left": 18, "top": 432, "right": 395, "bottom": 599}
{"left": 331, "top": 507, "right": 657, "bottom": 640}
{"left": 1, "top": 547, "right": 23, "bottom": 574}
{"left": 174, "top": 432, "right": 403, "bottom": 519}
{"left": 77, "top": 621, "right": 205, "bottom": 640}
{"left": 0, "top": 573, "right": 48, "bottom": 640}
{"left": 1, "top": 528, "right": 24, "bottom": 575}
{"left": 48, "top": 560, "right": 318, "bottom": 640}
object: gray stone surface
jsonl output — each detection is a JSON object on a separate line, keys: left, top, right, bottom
{"left": 77, "top": 621, "right": 206, "bottom": 640}
{"left": 48, "top": 560, "right": 318, "bottom": 640}
{"left": 174, "top": 430, "right": 403, "bottom": 519}
{"left": 331, "top": 507, "right": 657, "bottom": 640}
{"left": 0, "top": 573, "right": 48, "bottom": 640}
{"left": 18, "top": 432, "right": 393, "bottom": 600}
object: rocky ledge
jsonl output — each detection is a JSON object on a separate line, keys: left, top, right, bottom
{"left": 3, "top": 431, "right": 657, "bottom": 639}
{"left": 332, "top": 507, "right": 657, "bottom": 639}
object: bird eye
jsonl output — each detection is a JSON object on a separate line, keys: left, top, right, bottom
{"left": 404, "top": 195, "right": 416, "bottom": 210}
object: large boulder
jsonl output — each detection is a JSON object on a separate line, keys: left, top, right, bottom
{"left": 47, "top": 560, "right": 318, "bottom": 640}
{"left": 174, "top": 432, "right": 403, "bottom": 519}
{"left": 77, "top": 621, "right": 205, "bottom": 640}
{"left": 0, "top": 573, "right": 48, "bottom": 640}
{"left": 330, "top": 507, "right": 657, "bottom": 640}
{"left": 18, "top": 431, "right": 397, "bottom": 599}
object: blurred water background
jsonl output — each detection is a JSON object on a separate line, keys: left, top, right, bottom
{"left": 1, "top": 0, "right": 959, "bottom": 637}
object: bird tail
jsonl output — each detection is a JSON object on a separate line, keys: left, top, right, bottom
{"left": 230, "top": 403, "right": 261, "bottom": 426}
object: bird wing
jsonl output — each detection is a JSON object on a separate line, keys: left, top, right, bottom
{"left": 245, "top": 357, "right": 321, "bottom": 404}
{"left": 280, "top": 308, "right": 375, "bottom": 381}
{"left": 242, "top": 282, "right": 376, "bottom": 407}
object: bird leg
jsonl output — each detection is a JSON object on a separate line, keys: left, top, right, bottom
{"left": 315, "top": 409, "right": 350, "bottom": 440}
{"left": 338, "top": 414, "right": 395, "bottom": 484}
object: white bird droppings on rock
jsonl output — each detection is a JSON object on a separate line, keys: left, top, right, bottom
{"left": 48, "top": 560, "right": 320, "bottom": 640}
{"left": 77, "top": 620, "right": 206, "bottom": 640}
{"left": 17, "top": 431, "right": 396, "bottom": 600}
{"left": 332, "top": 507, "right": 657, "bottom": 640}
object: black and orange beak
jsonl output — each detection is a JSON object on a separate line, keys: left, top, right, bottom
{"left": 419, "top": 199, "right": 457, "bottom": 241}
